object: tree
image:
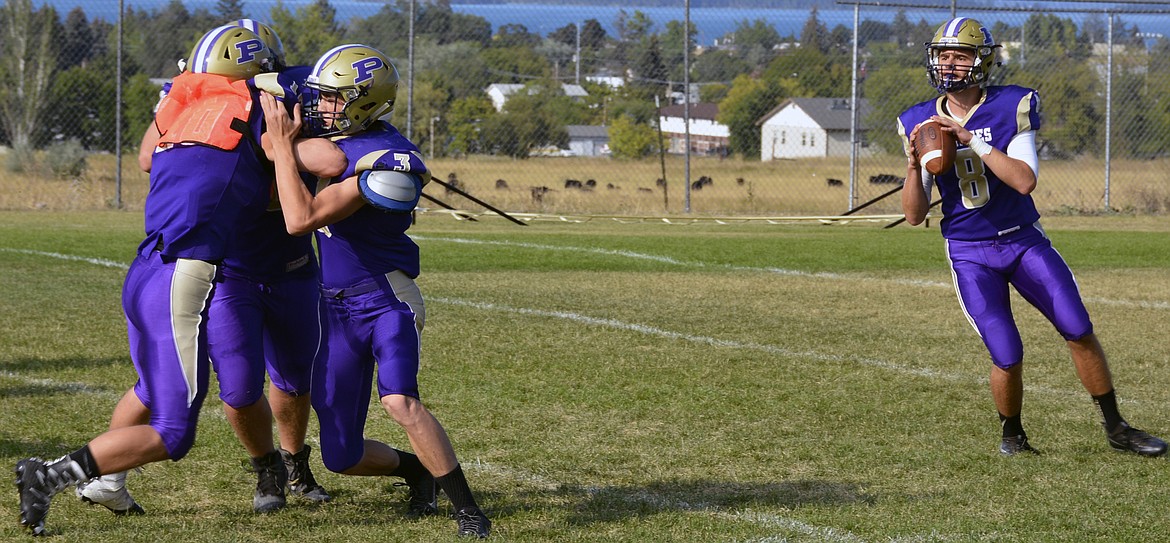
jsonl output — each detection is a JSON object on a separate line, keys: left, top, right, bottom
{"left": 0, "top": 0, "right": 58, "bottom": 149}
{"left": 216, "top": 0, "right": 245, "bottom": 20}
{"left": 270, "top": 0, "right": 343, "bottom": 67}
{"left": 608, "top": 114, "right": 658, "bottom": 159}
{"left": 628, "top": 34, "right": 667, "bottom": 101}
{"left": 799, "top": 6, "right": 829, "bottom": 54}
{"left": 862, "top": 64, "right": 931, "bottom": 154}
{"left": 61, "top": 7, "right": 93, "bottom": 70}
{"left": 716, "top": 73, "right": 785, "bottom": 158}
{"left": 493, "top": 23, "right": 540, "bottom": 49}
{"left": 444, "top": 95, "right": 493, "bottom": 157}
{"left": 733, "top": 18, "right": 781, "bottom": 67}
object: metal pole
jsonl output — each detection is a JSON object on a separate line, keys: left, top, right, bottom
{"left": 683, "top": 0, "right": 691, "bottom": 213}
{"left": 848, "top": 3, "right": 859, "bottom": 211}
{"left": 655, "top": 95, "right": 667, "bottom": 212}
{"left": 115, "top": 0, "right": 124, "bottom": 209}
{"left": 1105, "top": 12, "right": 1113, "bottom": 210}
{"left": 575, "top": 22, "right": 581, "bottom": 85}
{"left": 406, "top": 0, "right": 415, "bottom": 139}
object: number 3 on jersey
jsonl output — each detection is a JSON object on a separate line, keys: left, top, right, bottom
{"left": 955, "top": 148, "right": 990, "bottom": 209}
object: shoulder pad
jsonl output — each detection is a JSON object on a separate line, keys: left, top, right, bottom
{"left": 251, "top": 73, "right": 285, "bottom": 97}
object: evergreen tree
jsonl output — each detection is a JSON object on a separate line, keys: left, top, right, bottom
{"left": 61, "top": 7, "right": 93, "bottom": 70}
{"left": 216, "top": 0, "right": 245, "bottom": 21}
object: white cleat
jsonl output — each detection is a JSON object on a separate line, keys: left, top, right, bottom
{"left": 76, "top": 473, "right": 145, "bottom": 515}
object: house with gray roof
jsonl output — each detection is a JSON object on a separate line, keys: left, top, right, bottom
{"left": 757, "top": 98, "right": 873, "bottom": 160}
{"left": 485, "top": 83, "right": 589, "bottom": 112}
{"left": 566, "top": 125, "right": 609, "bottom": 157}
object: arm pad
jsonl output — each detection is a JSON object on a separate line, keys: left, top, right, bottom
{"left": 358, "top": 170, "right": 422, "bottom": 213}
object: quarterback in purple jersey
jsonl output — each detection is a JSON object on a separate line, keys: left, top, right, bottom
{"left": 260, "top": 44, "right": 492, "bottom": 539}
{"left": 899, "top": 17, "right": 1165, "bottom": 457}
{"left": 14, "top": 26, "right": 344, "bottom": 536}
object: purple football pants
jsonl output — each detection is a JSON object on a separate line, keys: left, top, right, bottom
{"left": 123, "top": 251, "right": 217, "bottom": 459}
{"left": 311, "top": 271, "right": 424, "bottom": 473}
{"left": 207, "top": 271, "right": 321, "bottom": 409}
{"left": 945, "top": 224, "right": 1093, "bottom": 369}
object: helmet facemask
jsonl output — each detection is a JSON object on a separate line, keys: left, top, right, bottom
{"left": 302, "top": 45, "right": 399, "bottom": 137}
{"left": 925, "top": 18, "right": 1001, "bottom": 93}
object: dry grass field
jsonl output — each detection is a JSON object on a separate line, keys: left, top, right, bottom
{"left": 3, "top": 148, "right": 1170, "bottom": 218}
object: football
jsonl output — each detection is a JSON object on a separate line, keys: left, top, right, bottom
{"left": 915, "top": 120, "right": 956, "bottom": 176}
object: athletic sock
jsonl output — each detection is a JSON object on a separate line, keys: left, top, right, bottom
{"left": 999, "top": 412, "right": 1025, "bottom": 438}
{"left": 65, "top": 445, "right": 101, "bottom": 480}
{"left": 1092, "top": 389, "right": 1125, "bottom": 432}
{"left": 436, "top": 464, "right": 480, "bottom": 512}
{"left": 389, "top": 449, "right": 427, "bottom": 480}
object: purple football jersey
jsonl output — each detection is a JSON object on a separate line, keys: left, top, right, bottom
{"left": 316, "top": 121, "right": 428, "bottom": 287}
{"left": 898, "top": 85, "right": 1042, "bottom": 241}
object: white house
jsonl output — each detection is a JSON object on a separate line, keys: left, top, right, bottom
{"left": 757, "top": 98, "right": 873, "bottom": 160}
{"left": 484, "top": 83, "right": 589, "bottom": 112}
{"left": 566, "top": 125, "right": 609, "bottom": 157}
{"left": 657, "top": 103, "right": 729, "bottom": 156}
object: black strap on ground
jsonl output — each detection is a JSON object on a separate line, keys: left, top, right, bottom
{"left": 884, "top": 199, "right": 942, "bottom": 229}
{"left": 420, "top": 192, "right": 478, "bottom": 221}
{"left": 428, "top": 176, "right": 527, "bottom": 226}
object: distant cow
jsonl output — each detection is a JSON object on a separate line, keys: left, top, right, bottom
{"left": 827, "top": 178, "right": 844, "bottom": 187}
{"left": 495, "top": 179, "right": 509, "bottom": 190}
{"left": 655, "top": 178, "right": 666, "bottom": 188}
{"left": 585, "top": 179, "right": 597, "bottom": 188}
{"left": 445, "top": 172, "right": 464, "bottom": 195}
{"left": 531, "top": 186, "right": 550, "bottom": 204}
{"left": 736, "top": 177, "right": 746, "bottom": 186}
{"left": 691, "top": 176, "right": 713, "bottom": 190}
{"left": 564, "top": 179, "right": 582, "bottom": 189}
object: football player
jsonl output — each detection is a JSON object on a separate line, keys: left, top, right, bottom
{"left": 259, "top": 44, "right": 491, "bottom": 538}
{"left": 898, "top": 18, "right": 1167, "bottom": 457}
{"left": 81, "top": 20, "right": 334, "bottom": 515}
{"left": 14, "top": 25, "right": 344, "bottom": 536}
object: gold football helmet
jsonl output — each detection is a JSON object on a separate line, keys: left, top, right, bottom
{"left": 233, "top": 19, "right": 286, "bottom": 71}
{"left": 304, "top": 44, "right": 399, "bottom": 136}
{"left": 925, "top": 17, "right": 1001, "bottom": 93}
{"left": 186, "top": 24, "right": 274, "bottom": 80}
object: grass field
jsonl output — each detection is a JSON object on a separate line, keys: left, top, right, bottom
{"left": 3, "top": 211, "right": 1170, "bottom": 542}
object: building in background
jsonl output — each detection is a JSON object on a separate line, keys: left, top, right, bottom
{"left": 657, "top": 103, "right": 729, "bottom": 156}
{"left": 757, "top": 98, "right": 873, "bottom": 160}
{"left": 566, "top": 125, "right": 610, "bottom": 157}
{"left": 485, "top": 83, "right": 590, "bottom": 112}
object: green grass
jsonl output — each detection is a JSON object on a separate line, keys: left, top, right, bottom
{"left": 3, "top": 211, "right": 1170, "bottom": 542}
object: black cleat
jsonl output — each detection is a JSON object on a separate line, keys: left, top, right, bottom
{"left": 15, "top": 458, "right": 54, "bottom": 536}
{"left": 1106, "top": 422, "right": 1168, "bottom": 457}
{"left": 249, "top": 451, "right": 288, "bottom": 513}
{"left": 281, "top": 446, "right": 331, "bottom": 503}
{"left": 455, "top": 507, "right": 491, "bottom": 538}
{"left": 999, "top": 435, "right": 1039, "bottom": 456}
{"left": 395, "top": 472, "right": 439, "bottom": 519}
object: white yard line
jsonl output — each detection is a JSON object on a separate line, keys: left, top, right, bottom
{"left": 413, "top": 236, "right": 1170, "bottom": 310}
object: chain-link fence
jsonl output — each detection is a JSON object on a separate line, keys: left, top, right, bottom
{"left": 3, "top": 0, "right": 1170, "bottom": 218}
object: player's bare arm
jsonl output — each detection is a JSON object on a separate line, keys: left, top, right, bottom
{"left": 138, "top": 124, "right": 161, "bottom": 173}
{"left": 260, "top": 92, "right": 365, "bottom": 236}
{"left": 901, "top": 122, "right": 931, "bottom": 225}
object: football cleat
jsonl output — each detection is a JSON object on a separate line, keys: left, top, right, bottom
{"left": 15, "top": 458, "right": 55, "bottom": 536}
{"left": 76, "top": 473, "right": 145, "bottom": 515}
{"left": 999, "top": 435, "right": 1039, "bottom": 456}
{"left": 281, "top": 446, "right": 332, "bottom": 503}
{"left": 249, "top": 451, "right": 288, "bottom": 513}
{"left": 455, "top": 507, "right": 491, "bottom": 539}
{"left": 395, "top": 472, "right": 438, "bottom": 519}
{"left": 1106, "top": 422, "right": 1168, "bottom": 457}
